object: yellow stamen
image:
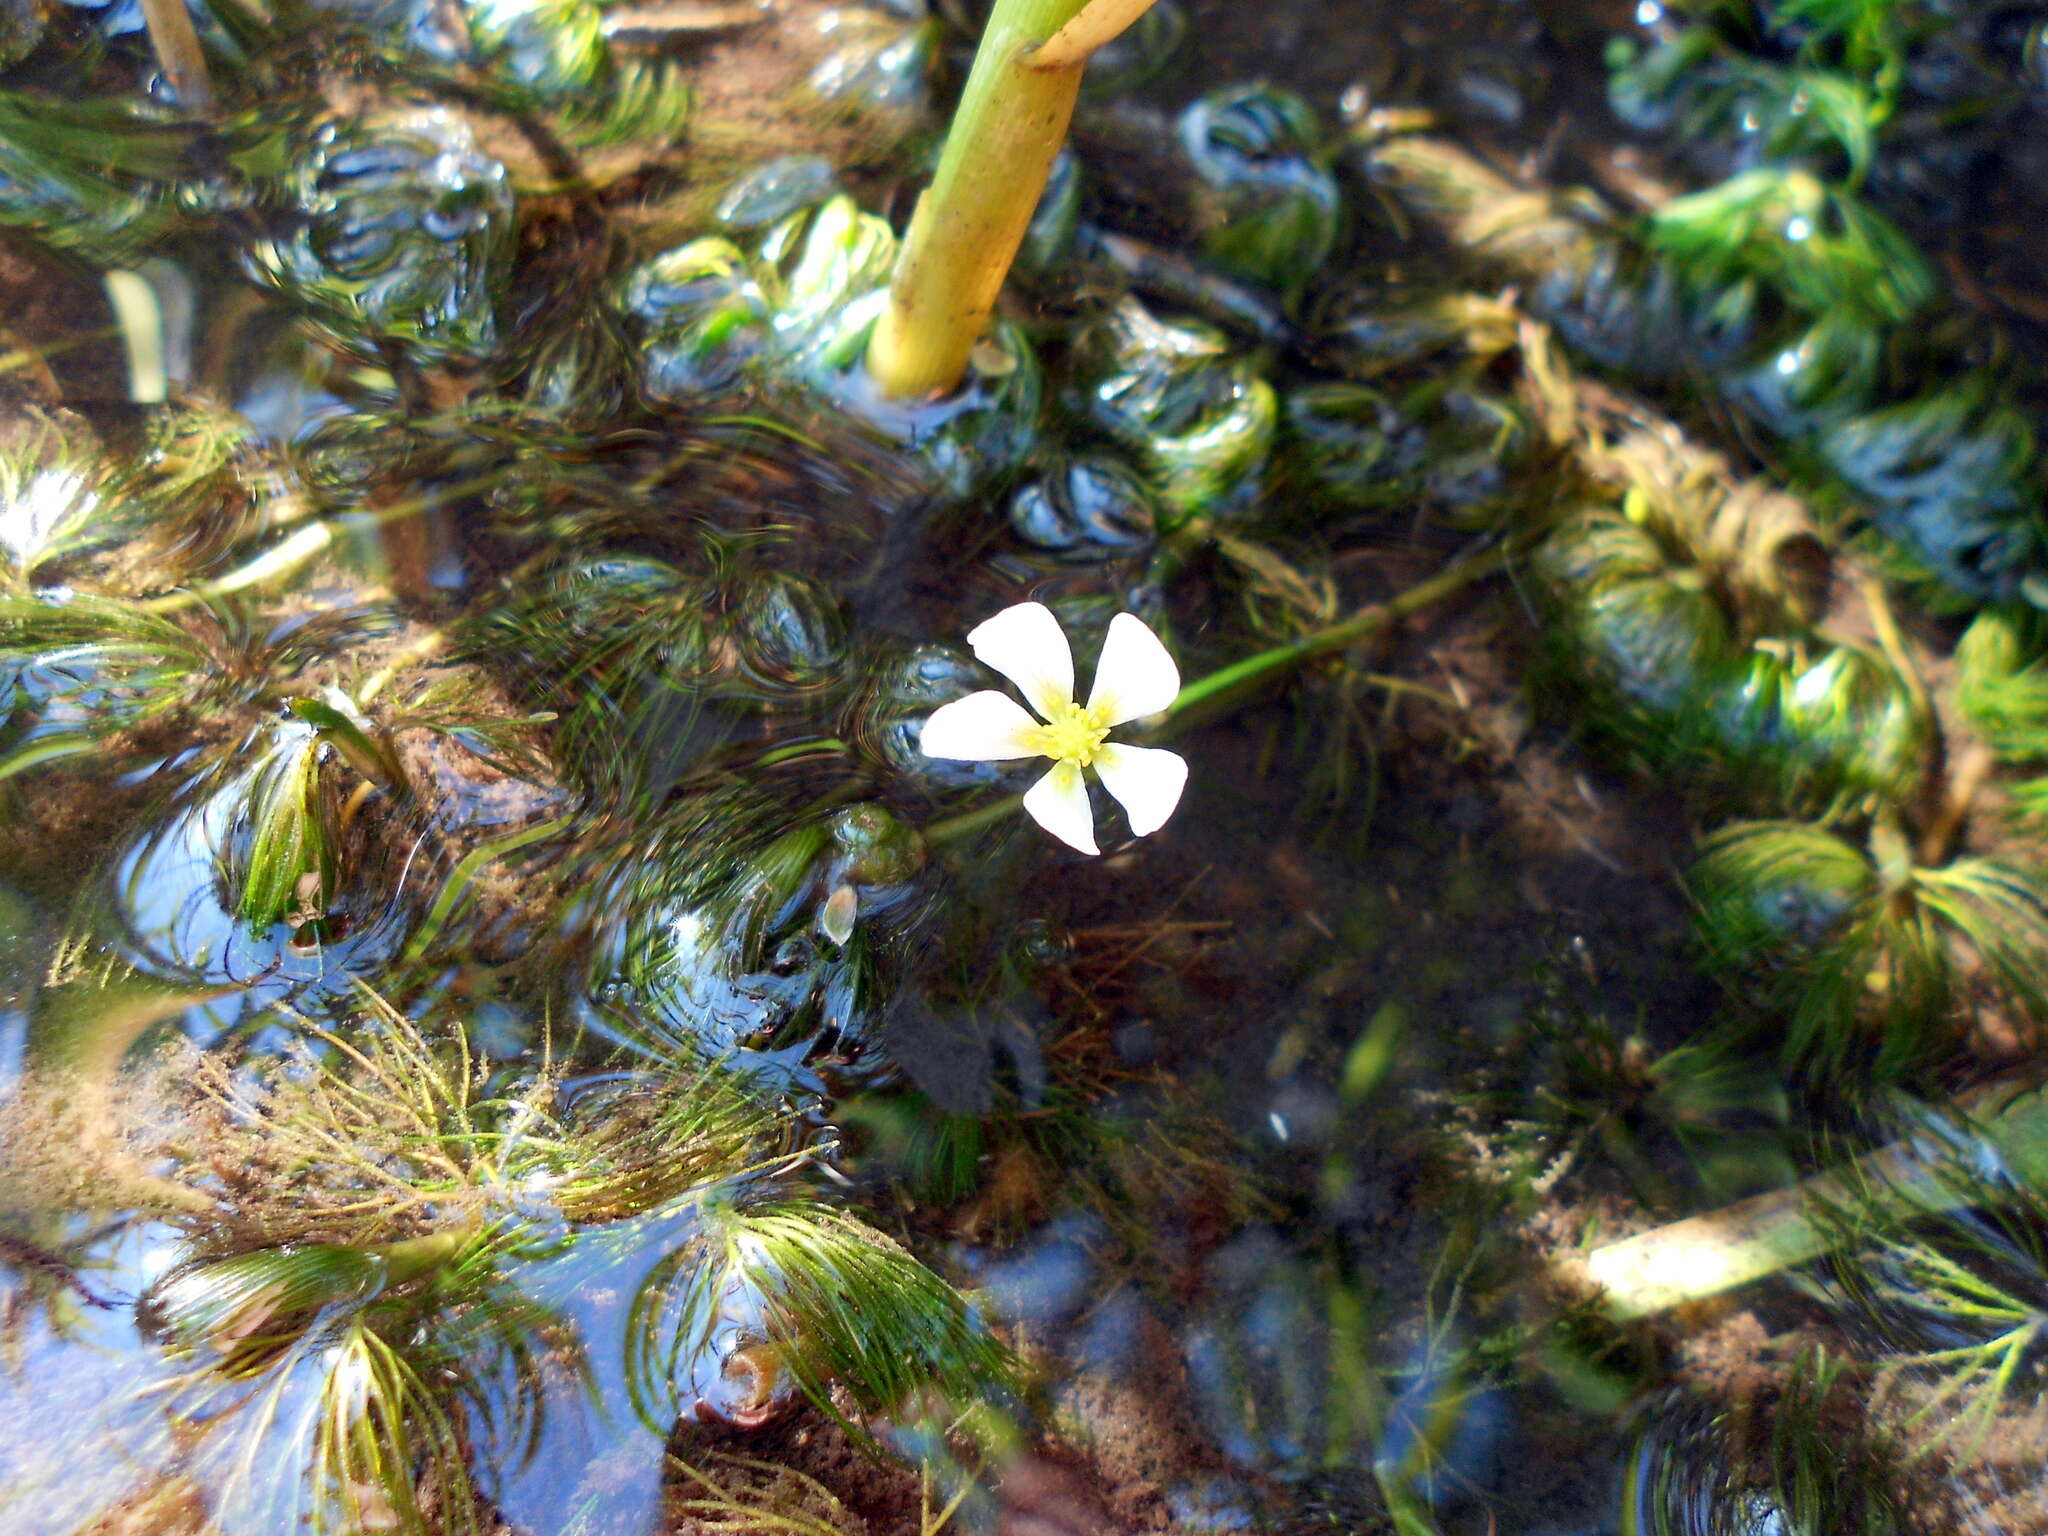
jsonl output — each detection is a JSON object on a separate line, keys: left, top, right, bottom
{"left": 1032, "top": 701, "right": 1111, "bottom": 767}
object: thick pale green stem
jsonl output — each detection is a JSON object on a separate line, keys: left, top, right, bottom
{"left": 138, "top": 0, "right": 213, "bottom": 111}
{"left": 1565, "top": 1085, "right": 2048, "bottom": 1322}
{"left": 868, "top": 0, "right": 1159, "bottom": 399}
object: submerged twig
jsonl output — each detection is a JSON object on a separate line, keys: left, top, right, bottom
{"left": 1560, "top": 1084, "right": 2048, "bottom": 1321}
{"left": 138, "top": 0, "right": 213, "bottom": 111}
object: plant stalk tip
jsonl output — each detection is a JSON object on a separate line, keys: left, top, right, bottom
{"left": 1567, "top": 1085, "right": 2048, "bottom": 1322}
{"left": 1025, "top": 0, "right": 1166, "bottom": 70}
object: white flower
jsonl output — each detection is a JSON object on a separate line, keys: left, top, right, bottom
{"left": 920, "top": 602, "right": 1188, "bottom": 855}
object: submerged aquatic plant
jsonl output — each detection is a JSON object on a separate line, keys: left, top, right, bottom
{"left": 1622, "top": 1364, "right": 1907, "bottom": 1536}
{"left": 1956, "top": 608, "right": 2048, "bottom": 765}
{"left": 628, "top": 1196, "right": 1019, "bottom": 1444}
{"left": 1008, "top": 450, "right": 1159, "bottom": 560}
{"left": 247, "top": 110, "right": 515, "bottom": 367}
{"left": 1646, "top": 169, "right": 1933, "bottom": 329}
{"left": 1812, "top": 1099, "right": 2048, "bottom": 1457}
{"left": 1068, "top": 296, "right": 1278, "bottom": 523}
{"left": 1177, "top": 84, "right": 1341, "bottom": 292}
{"left": 222, "top": 718, "right": 338, "bottom": 932}
{"left": 921, "top": 601, "right": 1186, "bottom": 855}
{"left": 619, "top": 196, "right": 1044, "bottom": 492}
{"left": 1689, "top": 820, "right": 2048, "bottom": 1079}
{"left": 81, "top": 998, "right": 1024, "bottom": 1529}
{"left": 1534, "top": 508, "right": 1926, "bottom": 814}
{"left": 1356, "top": 125, "right": 2048, "bottom": 600}
{"left": 0, "top": 92, "right": 201, "bottom": 261}
{"left": 576, "top": 789, "right": 931, "bottom": 1065}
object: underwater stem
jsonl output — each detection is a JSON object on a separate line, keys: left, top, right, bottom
{"left": 866, "top": 0, "right": 1159, "bottom": 399}
{"left": 1565, "top": 1084, "right": 2048, "bottom": 1322}
{"left": 138, "top": 0, "right": 213, "bottom": 111}
{"left": 1159, "top": 542, "right": 1510, "bottom": 736}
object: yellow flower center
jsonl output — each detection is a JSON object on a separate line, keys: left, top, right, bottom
{"left": 1033, "top": 701, "right": 1112, "bottom": 768}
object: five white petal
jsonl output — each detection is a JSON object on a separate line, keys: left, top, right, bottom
{"left": 1087, "top": 613, "right": 1182, "bottom": 726}
{"left": 966, "top": 600, "right": 1074, "bottom": 723}
{"left": 921, "top": 601, "right": 1188, "bottom": 854}
{"left": 915, "top": 688, "right": 1043, "bottom": 761}
{"left": 1022, "top": 759, "right": 1100, "bottom": 856}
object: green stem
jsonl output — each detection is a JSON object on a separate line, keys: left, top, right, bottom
{"left": 867, "top": 0, "right": 1160, "bottom": 399}
{"left": 924, "top": 542, "right": 1506, "bottom": 845}
{"left": 1159, "top": 544, "right": 1509, "bottom": 736}
{"left": 926, "top": 791, "right": 1025, "bottom": 846}
{"left": 1565, "top": 1084, "right": 2048, "bottom": 1322}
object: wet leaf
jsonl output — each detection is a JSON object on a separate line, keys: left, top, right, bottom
{"left": 246, "top": 112, "right": 515, "bottom": 366}
{"left": 231, "top": 726, "right": 336, "bottom": 930}
{"left": 1069, "top": 297, "right": 1277, "bottom": 525}
{"left": 1179, "top": 85, "right": 1342, "bottom": 291}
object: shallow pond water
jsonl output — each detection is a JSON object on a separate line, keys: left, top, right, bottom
{"left": 4, "top": 0, "right": 2048, "bottom": 1533}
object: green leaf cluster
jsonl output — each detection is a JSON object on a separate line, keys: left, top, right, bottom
{"left": 1690, "top": 821, "right": 2048, "bottom": 1079}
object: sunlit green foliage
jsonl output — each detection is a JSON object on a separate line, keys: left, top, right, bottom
{"left": 1956, "top": 608, "right": 2048, "bottom": 764}
{"left": 630, "top": 1197, "right": 1018, "bottom": 1442}
{"left": 1647, "top": 170, "right": 1931, "bottom": 327}
{"left": 0, "top": 92, "right": 199, "bottom": 260}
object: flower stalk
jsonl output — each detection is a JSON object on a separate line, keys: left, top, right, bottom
{"left": 923, "top": 542, "right": 1508, "bottom": 846}
{"left": 1160, "top": 543, "right": 1511, "bottom": 735}
{"left": 865, "top": 0, "right": 1161, "bottom": 400}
